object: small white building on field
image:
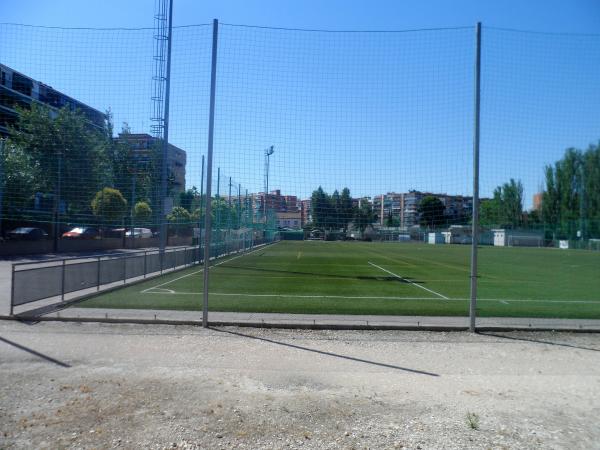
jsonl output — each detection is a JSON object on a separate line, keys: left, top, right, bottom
{"left": 428, "top": 232, "right": 445, "bottom": 244}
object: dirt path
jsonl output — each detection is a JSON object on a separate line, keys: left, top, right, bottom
{"left": 1, "top": 321, "right": 599, "bottom": 449}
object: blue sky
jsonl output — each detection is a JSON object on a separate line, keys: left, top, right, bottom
{"left": 2, "top": 1, "right": 600, "bottom": 207}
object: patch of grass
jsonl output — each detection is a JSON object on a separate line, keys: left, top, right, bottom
{"left": 78, "top": 241, "right": 600, "bottom": 319}
{"left": 466, "top": 412, "right": 480, "bottom": 430}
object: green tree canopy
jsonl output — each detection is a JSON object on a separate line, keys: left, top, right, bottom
{"left": 418, "top": 196, "right": 445, "bottom": 229}
{"left": 91, "top": 188, "right": 128, "bottom": 224}
{"left": 8, "top": 103, "right": 112, "bottom": 217}
{"left": 479, "top": 179, "right": 523, "bottom": 229}
{"left": 542, "top": 143, "right": 600, "bottom": 239}
{"left": 133, "top": 201, "right": 152, "bottom": 222}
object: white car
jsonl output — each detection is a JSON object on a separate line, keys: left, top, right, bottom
{"left": 125, "top": 227, "right": 153, "bottom": 238}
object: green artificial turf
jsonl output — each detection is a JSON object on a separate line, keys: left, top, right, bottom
{"left": 79, "top": 240, "right": 600, "bottom": 319}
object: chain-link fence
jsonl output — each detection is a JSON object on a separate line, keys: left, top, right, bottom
{"left": 1, "top": 18, "right": 599, "bottom": 324}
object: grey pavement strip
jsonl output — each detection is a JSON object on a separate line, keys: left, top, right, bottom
{"left": 4, "top": 307, "right": 600, "bottom": 332}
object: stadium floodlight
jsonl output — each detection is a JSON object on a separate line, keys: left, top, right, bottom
{"left": 264, "top": 145, "right": 274, "bottom": 225}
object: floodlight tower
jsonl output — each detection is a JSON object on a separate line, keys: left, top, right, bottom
{"left": 263, "top": 146, "right": 274, "bottom": 225}
{"left": 151, "top": 0, "right": 173, "bottom": 258}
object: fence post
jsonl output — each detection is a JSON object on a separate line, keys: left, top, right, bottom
{"left": 144, "top": 250, "right": 147, "bottom": 278}
{"left": 97, "top": 256, "right": 101, "bottom": 291}
{"left": 203, "top": 18, "right": 219, "bottom": 328}
{"left": 9, "top": 264, "right": 15, "bottom": 316}
{"left": 469, "top": 22, "right": 482, "bottom": 333}
{"left": 123, "top": 255, "right": 127, "bottom": 284}
{"left": 61, "top": 259, "right": 66, "bottom": 301}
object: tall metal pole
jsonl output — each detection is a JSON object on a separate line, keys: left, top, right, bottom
{"left": 198, "top": 154, "right": 205, "bottom": 258}
{"left": 579, "top": 161, "right": 585, "bottom": 243}
{"left": 202, "top": 19, "right": 219, "bottom": 328}
{"left": 228, "top": 176, "right": 232, "bottom": 249}
{"left": 0, "top": 140, "right": 4, "bottom": 240}
{"left": 263, "top": 146, "right": 273, "bottom": 229}
{"left": 159, "top": 0, "right": 174, "bottom": 260}
{"left": 238, "top": 184, "right": 241, "bottom": 230}
{"left": 53, "top": 150, "right": 63, "bottom": 253}
{"left": 130, "top": 160, "right": 137, "bottom": 247}
{"left": 469, "top": 22, "right": 482, "bottom": 333}
{"left": 216, "top": 167, "right": 221, "bottom": 241}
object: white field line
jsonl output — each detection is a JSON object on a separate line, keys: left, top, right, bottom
{"left": 368, "top": 261, "right": 449, "bottom": 300}
{"left": 141, "top": 243, "right": 275, "bottom": 293}
{"left": 140, "top": 291, "right": 600, "bottom": 304}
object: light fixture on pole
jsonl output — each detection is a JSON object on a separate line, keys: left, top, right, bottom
{"left": 264, "top": 145, "right": 274, "bottom": 225}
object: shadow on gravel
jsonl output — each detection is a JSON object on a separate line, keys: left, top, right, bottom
{"left": 211, "top": 327, "right": 439, "bottom": 377}
{"left": 478, "top": 332, "right": 600, "bottom": 353}
{"left": 0, "top": 336, "right": 71, "bottom": 368}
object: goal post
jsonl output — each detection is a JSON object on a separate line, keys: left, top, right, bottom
{"left": 507, "top": 235, "right": 544, "bottom": 247}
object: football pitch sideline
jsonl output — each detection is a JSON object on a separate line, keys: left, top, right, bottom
{"left": 79, "top": 240, "right": 600, "bottom": 319}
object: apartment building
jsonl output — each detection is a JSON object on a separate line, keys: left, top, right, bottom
{"left": 0, "top": 63, "right": 106, "bottom": 137}
{"left": 373, "top": 190, "right": 473, "bottom": 228}
{"left": 116, "top": 133, "right": 187, "bottom": 193}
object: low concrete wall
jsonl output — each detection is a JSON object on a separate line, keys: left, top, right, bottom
{"left": 0, "top": 235, "right": 195, "bottom": 257}
{"left": 0, "top": 240, "right": 54, "bottom": 256}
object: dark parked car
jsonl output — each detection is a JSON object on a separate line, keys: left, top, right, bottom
{"left": 7, "top": 227, "right": 49, "bottom": 241}
{"left": 62, "top": 227, "right": 100, "bottom": 239}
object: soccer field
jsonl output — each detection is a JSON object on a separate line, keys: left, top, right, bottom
{"left": 79, "top": 240, "right": 600, "bottom": 319}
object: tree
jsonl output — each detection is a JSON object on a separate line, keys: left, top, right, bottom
{"left": 178, "top": 189, "right": 196, "bottom": 212}
{"left": 418, "top": 196, "right": 445, "bottom": 229}
{"left": 479, "top": 179, "right": 524, "bottom": 229}
{"left": 133, "top": 201, "right": 152, "bottom": 224}
{"left": 91, "top": 188, "right": 128, "bottom": 225}
{"left": 501, "top": 179, "right": 524, "bottom": 228}
{"left": 353, "top": 200, "right": 374, "bottom": 232}
{"left": 9, "top": 103, "right": 111, "bottom": 218}
{"left": 311, "top": 186, "right": 332, "bottom": 230}
{"left": 0, "top": 140, "right": 40, "bottom": 214}
{"left": 542, "top": 143, "right": 600, "bottom": 239}
{"left": 340, "top": 188, "right": 354, "bottom": 232}
{"left": 167, "top": 206, "right": 193, "bottom": 236}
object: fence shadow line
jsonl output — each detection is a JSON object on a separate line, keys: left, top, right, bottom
{"left": 210, "top": 327, "right": 439, "bottom": 377}
{"left": 477, "top": 332, "right": 600, "bottom": 352}
{"left": 0, "top": 336, "right": 71, "bottom": 368}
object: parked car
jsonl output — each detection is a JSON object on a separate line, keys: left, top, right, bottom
{"left": 7, "top": 227, "right": 49, "bottom": 241}
{"left": 62, "top": 227, "right": 100, "bottom": 239}
{"left": 125, "top": 227, "right": 153, "bottom": 238}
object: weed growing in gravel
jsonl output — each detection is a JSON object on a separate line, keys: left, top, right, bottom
{"left": 466, "top": 412, "right": 480, "bottom": 430}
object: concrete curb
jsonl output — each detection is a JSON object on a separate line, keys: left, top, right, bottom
{"left": 2, "top": 314, "right": 598, "bottom": 333}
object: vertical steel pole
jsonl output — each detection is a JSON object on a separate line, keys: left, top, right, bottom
{"left": 216, "top": 168, "right": 221, "bottom": 256}
{"left": 238, "top": 184, "right": 242, "bottom": 250}
{"left": 228, "top": 176, "right": 232, "bottom": 253}
{"left": 203, "top": 19, "right": 219, "bottom": 328}
{"left": 97, "top": 256, "right": 101, "bottom": 291}
{"left": 130, "top": 161, "right": 137, "bottom": 248}
{"left": 61, "top": 259, "right": 66, "bottom": 301}
{"left": 159, "top": 0, "right": 174, "bottom": 262}
{"left": 53, "top": 152, "right": 62, "bottom": 253}
{"left": 469, "top": 22, "right": 482, "bottom": 333}
{"left": 0, "top": 140, "right": 4, "bottom": 241}
{"left": 10, "top": 264, "right": 15, "bottom": 316}
{"left": 199, "top": 155, "right": 205, "bottom": 263}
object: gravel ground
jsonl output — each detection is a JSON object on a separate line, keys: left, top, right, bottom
{"left": 0, "top": 321, "right": 599, "bottom": 449}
